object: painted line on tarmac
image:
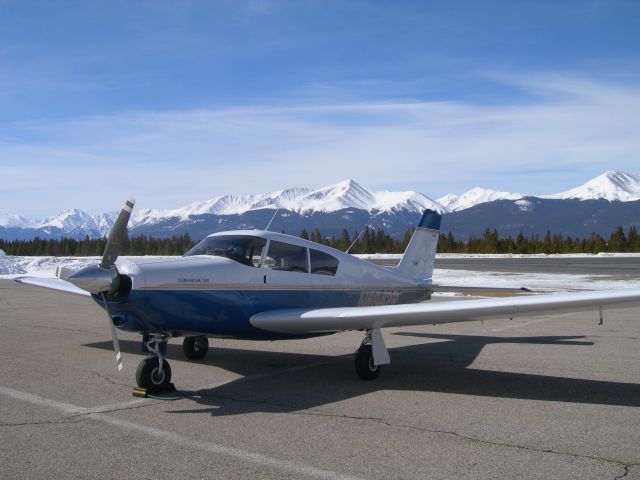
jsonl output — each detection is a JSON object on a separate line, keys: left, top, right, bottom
{"left": 0, "top": 385, "right": 364, "bottom": 480}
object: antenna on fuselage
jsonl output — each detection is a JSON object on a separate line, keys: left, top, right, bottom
{"left": 265, "top": 209, "right": 280, "bottom": 231}
{"left": 345, "top": 224, "right": 372, "bottom": 253}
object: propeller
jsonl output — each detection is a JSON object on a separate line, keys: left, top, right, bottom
{"left": 101, "top": 197, "right": 135, "bottom": 269}
{"left": 58, "top": 197, "right": 136, "bottom": 372}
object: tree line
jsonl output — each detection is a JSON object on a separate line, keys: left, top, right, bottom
{"left": 0, "top": 234, "right": 195, "bottom": 257}
{"left": 1, "top": 226, "right": 639, "bottom": 256}
{"left": 301, "top": 226, "right": 640, "bottom": 254}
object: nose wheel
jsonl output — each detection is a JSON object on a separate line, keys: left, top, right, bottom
{"left": 136, "top": 334, "right": 173, "bottom": 393}
{"left": 136, "top": 356, "right": 172, "bottom": 391}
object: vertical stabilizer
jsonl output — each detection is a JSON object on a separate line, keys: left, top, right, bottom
{"left": 396, "top": 210, "right": 441, "bottom": 280}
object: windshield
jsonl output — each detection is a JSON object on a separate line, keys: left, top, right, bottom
{"left": 184, "top": 235, "right": 266, "bottom": 267}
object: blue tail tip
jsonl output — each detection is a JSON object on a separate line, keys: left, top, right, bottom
{"left": 418, "top": 209, "right": 442, "bottom": 230}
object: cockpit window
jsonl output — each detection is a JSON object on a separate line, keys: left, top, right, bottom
{"left": 310, "top": 249, "right": 339, "bottom": 276}
{"left": 263, "top": 240, "right": 309, "bottom": 273}
{"left": 184, "top": 235, "right": 266, "bottom": 267}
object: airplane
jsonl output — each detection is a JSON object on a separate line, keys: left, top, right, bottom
{"left": 15, "top": 198, "right": 640, "bottom": 393}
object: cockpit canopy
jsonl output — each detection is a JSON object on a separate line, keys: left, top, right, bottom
{"left": 184, "top": 234, "right": 339, "bottom": 275}
{"left": 184, "top": 235, "right": 265, "bottom": 267}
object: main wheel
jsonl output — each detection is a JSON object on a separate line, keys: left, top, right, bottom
{"left": 136, "top": 356, "right": 172, "bottom": 391}
{"left": 354, "top": 344, "right": 380, "bottom": 380}
{"left": 183, "top": 336, "right": 209, "bottom": 360}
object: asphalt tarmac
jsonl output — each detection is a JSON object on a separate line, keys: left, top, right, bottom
{"left": 1, "top": 269, "right": 640, "bottom": 479}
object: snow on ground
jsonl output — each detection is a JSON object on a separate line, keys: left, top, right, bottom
{"left": 2, "top": 254, "right": 640, "bottom": 294}
{"left": 433, "top": 269, "right": 640, "bottom": 293}
{"left": 0, "top": 256, "right": 101, "bottom": 277}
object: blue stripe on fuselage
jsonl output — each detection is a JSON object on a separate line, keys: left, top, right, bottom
{"left": 96, "top": 288, "right": 427, "bottom": 340}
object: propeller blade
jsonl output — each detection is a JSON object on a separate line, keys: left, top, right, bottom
{"left": 101, "top": 197, "right": 135, "bottom": 269}
{"left": 109, "top": 319, "right": 124, "bottom": 371}
{"left": 102, "top": 293, "right": 123, "bottom": 371}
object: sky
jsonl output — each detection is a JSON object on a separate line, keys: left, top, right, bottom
{"left": 1, "top": 0, "right": 639, "bottom": 218}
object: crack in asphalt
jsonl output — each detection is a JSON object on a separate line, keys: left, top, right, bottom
{"left": 0, "top": 417, "right": 87, "bottom": 428}
{"left": 82, "top": 368, "right": 132, "bottom": 388}
{"left": 613, "top": 464, "right": 640, "bottom": 480}
{"left": 614, "top": 465, "right": 630, "bottom": 480}
{"left": 31, "top": 324, "right": 95, "bottom": 334}
{"left": 196, "top": 390, "right": 640, "bottom": 476}
{"left": 0, "top": 400, "right": 156, "bottom": 430}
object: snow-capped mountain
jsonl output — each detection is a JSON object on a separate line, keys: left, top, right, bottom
{"left": 131, "top": 179, "right": 445, "bottom": 225}
{"left": 543, "top": 170, "right": 640, "bottom": 202}
{"left": 92, "top": 212, "right": 117, "bottom": 237}
{"left": 1, "top": 180, "right": 445, "bottom": 240}
{"left": 2, "top": 172, "right": 638, "bottom": 242}
{"left": 0, "top": 213, "right": 32, "bottom": 228}
{"left": 435, "top": 170, "right": 640, "bottom": 210}
{"left": 35, "top": 209, "right": 97, "bottom": 233}
{"left": 0, "top": 209, "right": 117, "bottom": 240}
{"left": 437, "top": 187, "right": 523, "bottom": 212}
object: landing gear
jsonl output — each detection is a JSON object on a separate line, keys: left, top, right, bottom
{"left": 183, "top": 335, "right": 209, "bottom": 360}
{"left": 136, "top": 334, "right": 173, "bottom": 393}
{"left": 354, "top": 329, "right": 390, "bottom": 381}
{"left": 136, "top": 356, "right": 172, "bottom": 391}
{"left": 355, "top": 343, "right": 380, "bottom": 380}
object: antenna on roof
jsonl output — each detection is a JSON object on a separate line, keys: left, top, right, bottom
{"left": 345, "top": 224, "right": 371, "bottom": 253}
{"left": 264, "top": 209, "right": 280, "bottom": 232}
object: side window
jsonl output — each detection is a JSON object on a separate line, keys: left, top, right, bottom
{"left": 263, "top": 241, "right": 309, "bottom": 273}
{"left": 310, "top": 249, "right": 339, "bottom": 276}
{"left": 246, "top": 239, "right": 266, "bottom": 267}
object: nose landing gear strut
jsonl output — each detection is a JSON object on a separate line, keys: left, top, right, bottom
{"left": 135, "top": 333, "right": 174, "bottom": 394}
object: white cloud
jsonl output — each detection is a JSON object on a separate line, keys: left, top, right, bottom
{"left": 1, "top": 74, "right": 639, "bottom": 217}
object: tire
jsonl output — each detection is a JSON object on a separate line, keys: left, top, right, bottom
{"left": 354, "top": 344, "right": 380, "bottom": 380}
{"left": 136, "top": 356, "right": 172, "bottom": 391}
{"left": 183, "top": 336, "right": 209, "bottom": 360}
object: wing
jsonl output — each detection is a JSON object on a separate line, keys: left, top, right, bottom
{"left": 250, "top": 288, "right": 640, "bottom": 335}
{"left": 14, "top": 276, "right": 91, "bottom": 297}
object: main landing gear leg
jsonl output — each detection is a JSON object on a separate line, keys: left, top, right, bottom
{"left": 136, "top": 334, "right": 174, "bottom": 393}
{"left": 354, "top": 328, "right": 390, "bottom": 380}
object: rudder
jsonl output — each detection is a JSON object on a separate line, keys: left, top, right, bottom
{"left": 396, "top": 209, "right": 441, "bottom": 280}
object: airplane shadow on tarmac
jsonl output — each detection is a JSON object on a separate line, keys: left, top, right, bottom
{"left": 85, "top": 333, "right": 640, "bottom": 416}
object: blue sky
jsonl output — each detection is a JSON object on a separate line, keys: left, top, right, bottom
{"left": 1, "top": 0, "right": 639, "bottom": 217}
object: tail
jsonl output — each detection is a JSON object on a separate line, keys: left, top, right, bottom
{"left": 396, "top": 209, "right": 441, "bottom": 280}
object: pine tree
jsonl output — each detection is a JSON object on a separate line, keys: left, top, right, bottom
{"left": 608, "top": 226, "right": 628, "bottom": 252}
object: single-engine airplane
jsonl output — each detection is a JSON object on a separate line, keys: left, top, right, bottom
{"left": 15, "top": 198, "right": 640, "bottom": 392}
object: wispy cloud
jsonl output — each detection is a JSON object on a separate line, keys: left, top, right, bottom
{"left": 2, "top": 74, "right": 639, "bottom": 217}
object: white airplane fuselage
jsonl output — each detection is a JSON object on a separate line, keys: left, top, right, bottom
{"left": 102, "top": 230, "right": 429, "bottom": 340}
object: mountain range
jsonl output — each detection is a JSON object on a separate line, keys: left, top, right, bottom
{"left": 1, "top": 171, "right": 639, "bottom": 242}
